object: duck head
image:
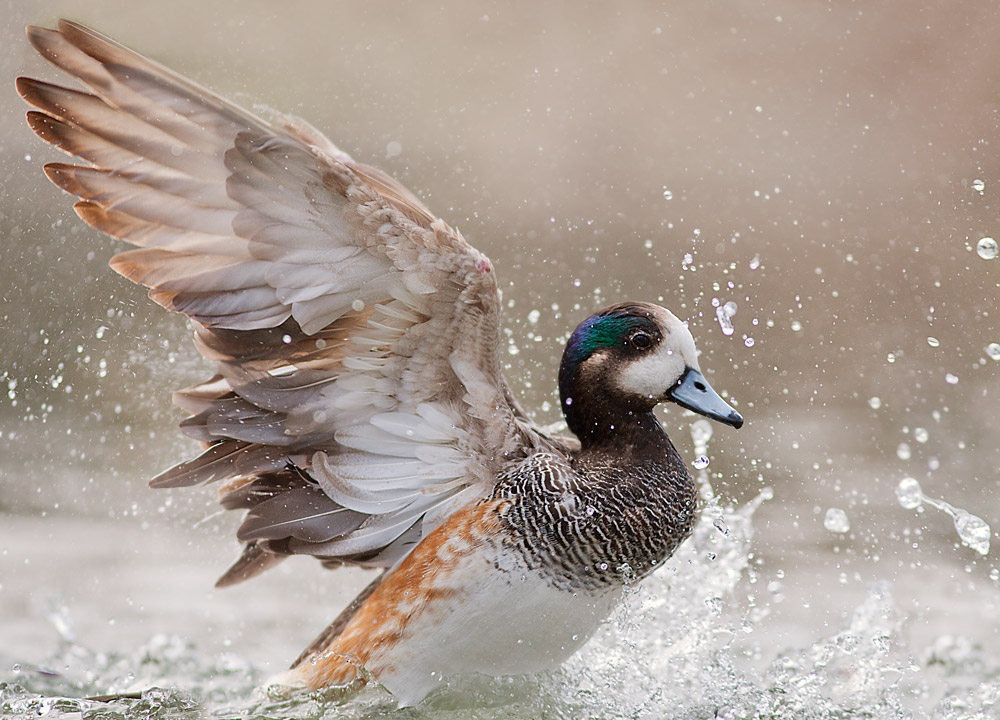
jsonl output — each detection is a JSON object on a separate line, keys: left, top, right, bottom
{"left": 558, "top": 302, "right": 743, "bottom": 444}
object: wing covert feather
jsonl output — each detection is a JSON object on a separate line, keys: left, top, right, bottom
{"left": 19, "top": 19, "right": 548, "bottom": 580}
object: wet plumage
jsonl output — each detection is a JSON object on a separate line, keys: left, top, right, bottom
{"left": 18, "top": 20, "right": 743, "bottom": 707}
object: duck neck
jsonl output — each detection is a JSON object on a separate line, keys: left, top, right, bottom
{"left": 561, "top": 391, "right": 673, "bottom": 457}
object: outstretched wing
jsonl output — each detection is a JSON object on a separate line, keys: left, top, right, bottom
{"left": 18, "top": 20, "right": 545, "bottom": 583}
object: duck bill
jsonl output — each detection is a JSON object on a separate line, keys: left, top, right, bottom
{"left": 668, "top": 368, "right": 743, "bottom": 429}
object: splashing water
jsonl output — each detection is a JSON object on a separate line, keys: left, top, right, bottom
{"left": 4, "top": 485, "right": 999, "bottom": 719}
{"left": 3, "top": 428, "right": 998, "bottom": 719}
{"left": 895, "top": 477, "right": 992, "bottom": 555}
{"left": 690, "top": 419, "right": 713, "bottom": 457}
{"left": 715, "top": 301, "right": 737, "bottom": 336}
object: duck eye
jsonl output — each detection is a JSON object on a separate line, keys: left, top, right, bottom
{"left": 630, "top": 332, "right": 653, "bottom": 350}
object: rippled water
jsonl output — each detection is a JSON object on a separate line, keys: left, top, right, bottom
{"left": 3, "top": 478, "right": 998, "bottom": 719}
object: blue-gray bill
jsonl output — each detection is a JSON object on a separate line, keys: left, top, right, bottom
{"left": 668, "top": 368, "right": 743, "bottom": 429}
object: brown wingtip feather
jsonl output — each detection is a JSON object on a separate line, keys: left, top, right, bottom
{"left": 24, "top": 25, "right": 62, "bottom": 59}
{"left": 215, "top": 541, "right": 287, "bottom": 588}
{"left": 25, "top": 110, "right": 59, "bottom": 143}
{"left": 57, "top": 18, "right": 124, "bottom": 58}
{"left": 44, "top": 163, "right": 87, "bottom": 195}
{"left": 74, "top": 201, "right": 134, "bottom": 240}
{"left": 14, "top": 76, "right": 47, "bottom": 107}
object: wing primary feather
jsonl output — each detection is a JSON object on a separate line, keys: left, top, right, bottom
{"left": 18, "top": 19, "right": 536, "bottom": 582}
{"left": 237, "top": 487, "right": 367, "bottom": 543}
{"left": 214, "top": 541, "right": 287, "bottom": 588}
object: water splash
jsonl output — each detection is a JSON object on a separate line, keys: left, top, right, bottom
{"left": 690, "top": 419, "right": 713, "bottom": 457}
{"left": 715, "top": 301, "right": 737, "bottom": 336}
{"left": 2, "top": 422, "right": 996, "bottom": 719}
{"left": 4, "top": 491, "right": 999, "bottom": 719}
{"left": 895, "top": 477, "right": 991, "bottom": 555}
{"left": 895, "top": 477, "right": 922, "bottom": 509}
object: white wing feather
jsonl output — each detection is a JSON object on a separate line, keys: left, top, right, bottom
{"left": 19, "top": 20, "right": 543, "bottom": 579}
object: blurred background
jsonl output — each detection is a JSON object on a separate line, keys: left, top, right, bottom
{"left": 1, "top": 0, "right": 999, "bottom": 691}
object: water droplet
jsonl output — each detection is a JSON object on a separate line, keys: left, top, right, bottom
{"left": 973, "top": 178, "right": 986, "bottom": 194}
{"left": 749, "top": 254, "right": 761, "bottom": 270}
{"left": 824, "top": 507, "right": 851, "bottom": 533}
{"left": 954, "top": 510, "right": 991, "bottom": 555}
{"left": 713, "top": 516, "right": 729, "bottom": 536}
{"left": 868, "top": 396, "right": 882, "bottom": 409}
{"left": 585, "top": 505, "right": 596, "bottom": 516}
{"left": 896, "top": 442, "right": 911, "bottom": 460}
{"left": 716, "top": 301, "right": 737, "bottom": 336}
{"left": 386, "top": 140, "right": 402, "bottom": 157}
{"left": 896, "top": 477, "right": 923, "bottom": 509}
{"left": 914, "top": 427, "right": 929, "bottom": 443}
{"left": 351, "top": 298, "right": 365, "bottom": 312}
{"left": 976, "top": 236, "right": 998, "bottom": 260}
{"left": 527, "top": 309, "right": 541, "bottom": 324}
{"left": 790, "top": 320, "right": 802, "bottom": 332}
{"left": 693, "top": 455, "right": 710, "bottom": 470}
{"left": 682, "top": 252, "right": 694, "bottom": 265}
{"left": 835, "top": 632, "right": 860, "bottom": 654}
{"left": 662, "top": 188, "right": 674, "bottom": 200}
{"left": 744, "top": 337, "right": 755, "bottom": 348}
{"left": 926, "top": 336, "right": 940, "bottom": 348}
{"left": 945, "top": 373, "right": 959, "bottom": 385}
{"left": 986, "top": 343, "right": 1000, "bottom": 361}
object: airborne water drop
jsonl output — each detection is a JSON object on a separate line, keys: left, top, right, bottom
{"left": 976, "top": 237, "right": 998, "bottom": 260}
{"left": 824, "top": 508, "right": 850, "bottom": 533}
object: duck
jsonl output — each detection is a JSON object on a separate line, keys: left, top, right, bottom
{"left": 17, "top": 20, "right": 743, "bottom": 708}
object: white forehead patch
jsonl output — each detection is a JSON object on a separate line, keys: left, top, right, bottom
{"left": 615, "top": 309, "right": 700, "bottom": 398}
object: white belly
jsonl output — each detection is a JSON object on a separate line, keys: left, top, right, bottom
{"left": 376, "top": 550, "right": 620, "bottom": 706}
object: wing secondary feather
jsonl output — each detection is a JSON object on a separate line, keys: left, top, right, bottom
{"left": 20, "top": 20, "right": 544, "bottom": 580}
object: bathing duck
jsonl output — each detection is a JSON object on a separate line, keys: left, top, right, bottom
{"left": 18, "top": 20, "right": 743, "bottom": 707}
